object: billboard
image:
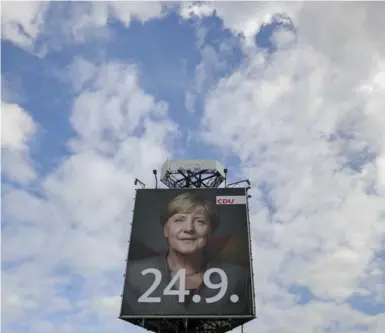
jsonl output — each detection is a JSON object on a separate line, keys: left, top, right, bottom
{"left": 119, "top": 188, "right": 254, "bottom": 318}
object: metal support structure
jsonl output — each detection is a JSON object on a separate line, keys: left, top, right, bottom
{"left": 122, "top": 159, "right": 255, "bottom": 333}
{"left": 226, "top": 179, "right": 250, "bottom": 188}
{"left": 160, "top": 159, "right": 226, "bottom": 189}
{"left": 124, "top": 318, "right": 251, "bottom": 333}
{"left": 134, "top": 178, "right": 146, "bottom": 189}
{"left": 153, "top": 169, "right": 158, "bottom": 189}
{"left": 161, "top": 168, "right": 225, "bottom": 188}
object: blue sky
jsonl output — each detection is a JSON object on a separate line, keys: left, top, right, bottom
{"left": 2, "top": 2, "right": 385, "bottom": 333}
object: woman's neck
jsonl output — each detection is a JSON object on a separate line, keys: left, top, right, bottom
{"left": 166, "top": 250, "right": 204, "bottom": 274}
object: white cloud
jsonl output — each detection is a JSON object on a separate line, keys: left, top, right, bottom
{"left": 1, "top": 101, "right": 38, "bottom": 183}
{"left": 1, "top": 58, "right": 179, "bottom": 331}
{"left": 67, "top": 59, "right": 178, "bottom": 159}
{"left": 1, "top": 2, "right": 167, "bottom": 52}
{"left": 180, "top": 1, "right": 300, "bottom": 49}
{"left": 86, "top": 295, "right": 121, "bottom": 318}
{"left": 185, "top": 91, "right": 196, "bottom": 114}
{"left": 2, "top": 2, "right": 385, "bottom": 333}
{"left": 378, "top": 156, "right": 385, "bottom": 191}
{"left": 243, "top": 300, "right": 384, "bottom": 333}
{"left": 271, "top": 26, "right": 296, "bottom": 49}
{"left": 1, "top": 262, "right": 71, "bottom": 324}
{"left": 1, "top": 102, "right": 36, "bottom": 151}
{"left": 109, "top": 1, "right": 165, "bottom": 27}
{"left": 356, "top": 253, "right": 385, "bottom": 304}
{"left": 51, "top": 2, "right": 167, "bottom": 49}
{"left": 197, "top": 2, "right": 385, "bottom": 332}
{"left": 1, "top": 1, "right": 49, "bottom": 50}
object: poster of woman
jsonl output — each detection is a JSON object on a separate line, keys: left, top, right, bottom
{"left": 120, "top": 188, "right": 254, "bottom": 318}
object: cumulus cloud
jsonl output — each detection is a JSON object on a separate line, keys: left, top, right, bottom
{"left": 1, "top": 101, "right": 38, "bottom": 183}
{"left": 48, "top": 2, "right": 165, "bottom": 45}
{"left": 1, "top": 102, "right": 36, "bottom": 152}
{"left": 193, "top": 1, "right": 385, "bottom": 332}
{"left": 180, "top": 1, "right": 300, "bottom": 49}
{"left": 2, "top": 2, "right": 385, "bottom": 333}
{"left": 1, "top": 1, "right": 168, "bottom": 52}
{"left": 2, "top": 57, "right": 178, "bottom": 332}
{"left": 1, "top": 1, "right": 49, "bottom": 50}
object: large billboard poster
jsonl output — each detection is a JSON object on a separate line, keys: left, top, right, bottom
{"left": 120, "top": 188, "right": 254, "bottom": 318}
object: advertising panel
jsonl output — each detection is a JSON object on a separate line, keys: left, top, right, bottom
{"left": 120, "top": 188, "right": 254, "bottom": 318}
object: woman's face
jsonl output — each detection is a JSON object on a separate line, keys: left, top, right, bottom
{"left": 164, "top": 205, "right": 212, "bottom": 255}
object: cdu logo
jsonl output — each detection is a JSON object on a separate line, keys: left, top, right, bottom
{"left": 216, "top": 196, "right": 247, "bottom": 205}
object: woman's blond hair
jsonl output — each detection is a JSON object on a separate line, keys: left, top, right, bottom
{"left": 160, "top": 192, "right": 219, "bottom": 230}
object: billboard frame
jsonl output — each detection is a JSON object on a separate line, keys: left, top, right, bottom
{"left": 119, "top": 187, "right": 256, "bottom": 320}
{"left": 119, "top": 159, "right": 256, "bottom": 333}
{"left": 246, "top": 189, "right": 257, "bottom": 319}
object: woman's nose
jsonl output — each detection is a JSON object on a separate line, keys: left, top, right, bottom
{"left": 184, "top": 217, "right": 194, "bottom": 231}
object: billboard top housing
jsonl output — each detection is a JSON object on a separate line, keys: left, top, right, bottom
{"left": 160, "top": 159, "right": 227, "bottom": 189}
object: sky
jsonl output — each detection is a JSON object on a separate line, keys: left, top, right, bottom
{"left": 1, "top": 1, "right": 385, "bottom": 333}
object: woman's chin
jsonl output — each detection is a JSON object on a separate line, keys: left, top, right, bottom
{"left": 175, "top": 247, "right": 200, "bottom": 255}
